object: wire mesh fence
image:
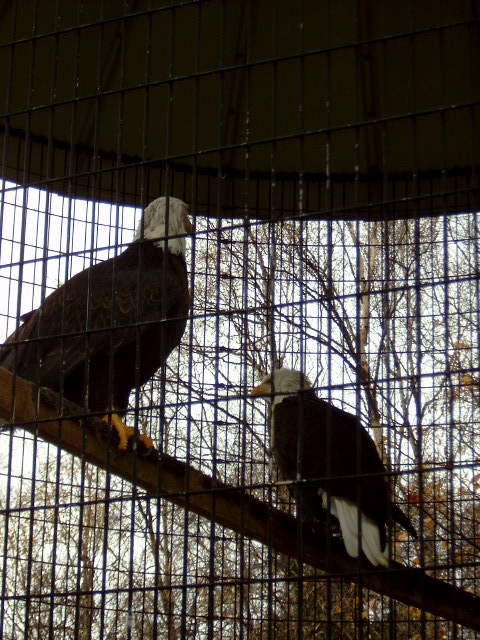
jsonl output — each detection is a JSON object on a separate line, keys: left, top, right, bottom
{"left": 0, "top": 1, "right": 479, "bottom": 638}
{"left": 0, "top": 184, "right": 478, "bottom": 638}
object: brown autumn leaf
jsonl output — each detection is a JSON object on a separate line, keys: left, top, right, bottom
{"left": 453, "top": 341, "right": 470, "bottom": 350}
{"left": 461, "top": 374, "right": 473, "bottom": 386}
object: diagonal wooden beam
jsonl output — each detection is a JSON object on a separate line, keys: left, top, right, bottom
{"left": 0, "top": 366, "right": 479, "bottom": 631}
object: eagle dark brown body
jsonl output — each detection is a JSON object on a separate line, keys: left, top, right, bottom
{"left": 272, "top": 394, "right": 417, "bottom": 548}
{"left": 0, "top": 196, "right": 191, "bottom": 450}
{"left": 251, "top": 368, "right": 417, "bottom": 566}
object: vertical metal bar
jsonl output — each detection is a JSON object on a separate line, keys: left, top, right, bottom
{"left": 112, "top": 7, "right": 140, "bottom": 639}
{"left": 20, "top": 2, "right": 40, "bottom": 636}
{"left": 324, "top": 0, "right": 335, "bottom": 635}
{"left": 238, "top": 3, "right": 251, "bottom": 633}
{"left": 352, "top": 2, "right": 365, "bottom": 633}
{"left": 0, "top": 0, "right": 19, "bottom": 635}
{"left": 295, "top": 2, "right": 306, "bottom": 638}
{"left": 42, "top": 3, "right": 64, "bottom": 636}
{"left": 265, "top": 4, "right": 279, "bottom": 637}
{"left": 180, "top": 0, "right": 200, "bottom": 635}
{"left": 379, "top": 2, "right": 398, "bottom": 633}
{"left": 132, "top": 8, "right": 153, "bottom": 634}
{"left": 409, "top": 2, "right": 426, "bottom": 636}
{"left": 468, "top": 2, "right": 480, "bottom": 596}
{"left": 71, "top": 0, "right": 95, "bottom": 630}
{"left": 437, "top": 3, "right": 460, "bottom": 631}
{"left": 152, "top": 4, "right": 176, "bottom": 636}
{"left": 88, "top": 4, "right": 116, "bottom": 638}
{"left": 206, "top": 0, "right": 230, "bottom": 627}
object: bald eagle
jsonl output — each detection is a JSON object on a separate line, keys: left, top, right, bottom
{"left": 251, "top": 368, "right": 417, "bottom": 566}
{"left": 0, "top": 196, "right": 192, "bottom": 453}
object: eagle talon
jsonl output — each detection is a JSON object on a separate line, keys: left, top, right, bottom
{"left": 102, "top": 412, "right": 152, "bottom": 454}
{"left": 102, "top": 412, "right": 131, "bottom": 451}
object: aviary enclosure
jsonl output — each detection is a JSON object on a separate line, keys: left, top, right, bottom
{"left": 0, "top": 1, "right": 479, "bottom": 638}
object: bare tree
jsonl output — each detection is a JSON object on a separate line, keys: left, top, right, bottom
{"left": 1, "top": 211, "right": 478, "bottom": 639}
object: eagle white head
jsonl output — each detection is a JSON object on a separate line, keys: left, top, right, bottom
{"left": 134, "top": 196, "right": 193, "bottom": 255}
{"left": 250, "top": 367, "right": 313, "bottom": 407}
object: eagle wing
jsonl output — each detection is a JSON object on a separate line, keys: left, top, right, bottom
{"left": 272, "top": 395, "right": 390, "bottom": 528}
{"left": 0, "top": 242, "right": 189, "bottom": 390}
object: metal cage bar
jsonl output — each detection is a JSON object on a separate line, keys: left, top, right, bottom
{"left": 0, "top": 1, "right": 479, "bottom": 638}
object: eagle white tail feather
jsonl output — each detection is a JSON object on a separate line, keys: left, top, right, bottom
{"left": 319, "top": 489, "right": 390, "bottom": 567}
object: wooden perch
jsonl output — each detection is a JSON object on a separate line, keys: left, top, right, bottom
{"left": 0, "top": 366, "right": 479, "bottom": 632}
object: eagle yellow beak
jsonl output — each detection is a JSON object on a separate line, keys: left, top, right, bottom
{"left": 184, "top": 214, "right": 194, "bottom": 236}
{"left": 250, "top": 383, "right": 271, "bottom": 397}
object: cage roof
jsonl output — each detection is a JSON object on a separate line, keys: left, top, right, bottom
{"left": 0, "top": 0, "right": 479, "bottom": 219}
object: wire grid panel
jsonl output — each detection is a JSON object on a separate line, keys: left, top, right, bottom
{"left": 0, "top": 184, "right": 479, "bottom": 638}
{"left": 0, "top": 0, "right": 479, "bottom": 638}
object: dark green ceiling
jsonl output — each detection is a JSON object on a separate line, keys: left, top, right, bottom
{"left": 0, "top": 0, "right": 479, "bottom": 219}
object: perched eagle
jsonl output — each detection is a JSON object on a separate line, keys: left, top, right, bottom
{"left": 251, "top": 368, "right": 417, "bottom": 566}
{"left": 0, "top": 196, "right": 192, "bottom": 452}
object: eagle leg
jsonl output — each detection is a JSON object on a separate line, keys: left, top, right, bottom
{"left": 102, "top": 411, "right": 153, "bottom": 453}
